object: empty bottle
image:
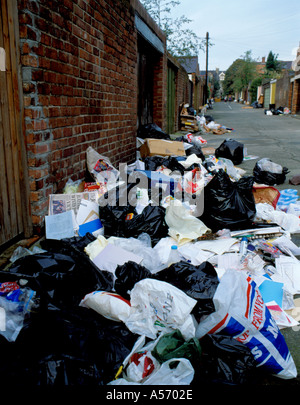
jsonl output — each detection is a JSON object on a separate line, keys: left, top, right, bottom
{"left": 168, "top": 245, "right": 181, "bottom": 266}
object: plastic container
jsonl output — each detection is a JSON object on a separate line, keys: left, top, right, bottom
{"left": 239, "top": 237, "right": 248, "bottom": 261}
{"left": 168, "top": 245, "right": 181, "bottom": 266}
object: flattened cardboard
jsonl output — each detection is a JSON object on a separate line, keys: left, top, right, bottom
{"left": 140, "top": 138, "right": 185, "bottom": 158}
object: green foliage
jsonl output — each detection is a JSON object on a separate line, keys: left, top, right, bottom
{"left": 249, "top": 76, "right": 262, "bottom": 102}
{"left": 266, "top": 51, "right": 281, "bottom": 72}
{"left": 139, "top": 0, "right": 207, "bottom": 58}
{"left": 223, "top": 50, "right": 257, "bottom": 95}
{"left": 212, "top": 75, "right": 220, "bottom": 97}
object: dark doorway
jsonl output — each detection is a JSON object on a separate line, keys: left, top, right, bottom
{"left": 137, "top": 36, "right": 160, "bottom": 128}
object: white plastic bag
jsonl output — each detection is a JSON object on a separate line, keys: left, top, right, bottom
{"left": 165, "top": 200, "right": 210, "bottom": 245}
{"left": 196, "top": 269, "right": 297, "bottom": 379}
{"left": 257, "top": 158, "right": 283, "bottom": 174}
{"left": 111, "top": 234, "right": 165, "bottom": 273}
{"left": 86, "top": 146, "right": 119, "bottom": 186}
{"left": 109, "top": 358, "right": 194, "bottom": 385}
{"left": 255, "top": 203, "right": 300, "bottom": 233}
{"left": 206, "top": 121, "right": 220, "bottom": 130}
{"left": 79, "top": 291, "right": 131, "bottom": 322}
{"left": 0, "top": 286, "right": 37, "bottom": 342}
{"left": 125, "top": 278, "right": 197, "bottom": 340}
{"left": 109, "top": 332, "right": 194, "bottom": 386}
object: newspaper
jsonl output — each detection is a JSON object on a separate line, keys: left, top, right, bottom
{"left": 48, "top": 191, "right": 99, "bottom": 216}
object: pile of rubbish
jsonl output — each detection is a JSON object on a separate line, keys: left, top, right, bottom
{"left": 2, "top": 128, "right": 300, "bottom": 387}
{"left": 264, "top": 106, "right": 291, "bottom": 116}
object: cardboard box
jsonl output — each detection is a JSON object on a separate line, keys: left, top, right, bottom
{"left": 180, "top": 114, "right": 198, "bottom": 132}
{"left": 140, "top": 138, "right": 186, "bottom": 158}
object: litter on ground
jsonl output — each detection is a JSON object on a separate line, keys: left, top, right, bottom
{"left": 2, "top": 118, "right": 300, "bottom": 387}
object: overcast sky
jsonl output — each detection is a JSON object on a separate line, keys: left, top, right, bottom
{"left": 169, "top": 0, "right": 300, "bottom": 72}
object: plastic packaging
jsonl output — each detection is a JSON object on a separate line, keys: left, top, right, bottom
{"left": 167, "top": 245, "right": 181, "bottom": 266}
{"left": 196, "top": 269, "right": 297, "bottom": 379}
{"left": 199, "top": 334, "right": 257, "bottom": 385}
{"left": 137, "top": 123, "right": 170, "bottom": 140}
{"left": 215, "top": 138, "right": 244, "bottom": 165}
{"left": 79, "top": 291, "right": 131, "bottom": 322}
{"left": 86, "top": 146, "right": 119, "bottom": 186}
{"left": 110, "top": 357, "right": 195, "bottom": 385}
{"left": 287, "top": 202, "right": 300, "bottom": 218}
{"left": 124, "top": 278, "right": 197, "bottom": 340}
{"left": 277, "top": 189, "right": 299, "bottom": 212}
{"left": 151, "top": 329, "right": 202, "bottom": 366}
{"left": 239, "top": 237, "right": 248, "bottom": 262}
{"left": 165, "top": 199, "right": 210, "bottom": 245}
{"left": 156, "top": 260, "right": 219, "bottom": 320}
{"left": 200, "top": 170, "right": 256, "bottom": 232}
{"left": 253, "top": 158, "right": 289, "bottom": 186}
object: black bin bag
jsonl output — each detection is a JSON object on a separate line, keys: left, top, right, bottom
{"left": 200, "top": 170, "right": 256, "bottom": 232}
{"left": 137, "top": 123, "right": 170, "bottom": 140}
{"left": 114, "top": 261, "right": 153, "bottom": 300}
{"left": 215, "top": 138, "right": 244, "bottom": 165}
{"left": 0, "top": 236, "right": 114, "bottom": 311}
{"left": 185, "top": 145, "right": 205, "bottom": 162}
{"left": 0, "top": 307, "right": 138, "bottom": 385}
{"left": 0, "top": 235, "right": 137, "bottom": 386}
{"left": 253, "top": 158, "right": 289, "bottom": 186}
{"left": 198, "top": 334, "right": 258, "bottom": 386}
{"left": 155, "top": 261, "right": 219, "bottom": 321}
{"left": 100, "top": 180, "right": 169, "bottom": 246}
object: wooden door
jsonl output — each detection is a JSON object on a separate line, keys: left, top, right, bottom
{"left": 263, "top": 87, "right": 270, "bottom": 109}
{"left": 0, "top": 0, "right": 32, "bottom": 248}
{"left": 167, "top": 65, "right": 176, "bottom": 134}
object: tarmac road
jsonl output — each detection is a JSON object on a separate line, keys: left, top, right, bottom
{"left": 200, "top": 101, "right": 300, "bottom": 192}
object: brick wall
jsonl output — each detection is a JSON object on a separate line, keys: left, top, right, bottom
{"left": 17, "top": 0, "right": 138, "bottom": 230}
{"left": 175, "top": 64, "right": 190, "bottom": 131}
{"left": 134, "top": 0, "right": 167, "bottom": 131}
{"left": 291, "top": 79, "right": 300, "bottom": 114}
{"left": 152, "top": 51, "right": 167, "bottom": 130}
{"left": 275, "top": 72, "right": 291, "bottom": 108}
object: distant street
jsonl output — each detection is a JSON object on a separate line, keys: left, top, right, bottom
{"left": 198, "top": 102, "right": 300, "bottom": 192}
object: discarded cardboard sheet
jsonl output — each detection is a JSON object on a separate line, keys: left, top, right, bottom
{"left": 140, "top": 138, "right": 185, "bottom": 158}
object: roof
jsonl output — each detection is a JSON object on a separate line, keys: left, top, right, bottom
{"left": 200, "top": 70, "right": 220, "bottom": 80}
{"left": 177, "top": 56, "right": 199, "bottom": 74}
{"left": 279, "top": 61, "right": 293, "bottom": 70}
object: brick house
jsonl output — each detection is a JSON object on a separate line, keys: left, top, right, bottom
{"left": 0, "top": 0, "right": 192, "bottom": 247}
{"left": 179, "top": 56, "right": 205, "bottom": 110}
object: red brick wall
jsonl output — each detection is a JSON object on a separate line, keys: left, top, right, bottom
{"left": 153, "top": 51, "right": 167, "bottom": 130}
{"left": 291, "top": 79, "right": 300, "bottom": 114}
{"left": 175, "top": 65, "right": 190, "bottom": 131}
{"left": 18, "top": 0, "right": 138, "bottom": 230}
{"left": 275, "top": 72, "right": 291, "bottom": 108}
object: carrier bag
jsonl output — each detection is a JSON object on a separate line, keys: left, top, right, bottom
{"left": 196, "top": 270, "right": 297, "bottom": 380}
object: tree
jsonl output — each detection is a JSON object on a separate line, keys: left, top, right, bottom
{"left": 266, "top": 51, "right": 281, "bottom": 72}
{"left": 223, "top": 51, "right": 257, "bottom": 95}
{"left": 249, "top": 77, "right": 262, "bottom": 102}
{"left": 212, "top": 75, "right": 220, "bottom": 98}
{"left": 139, "top": 0, "right": 207, "bottom": 58}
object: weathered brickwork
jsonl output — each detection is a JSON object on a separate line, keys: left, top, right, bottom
{"left": 291, "top": 80, "right": 300, "bottom": 114}
{"left": 18, "top": 0, "right": 139, "bottom": 230}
